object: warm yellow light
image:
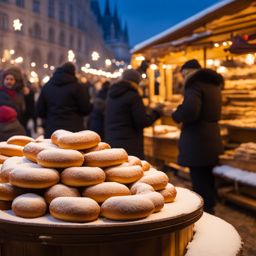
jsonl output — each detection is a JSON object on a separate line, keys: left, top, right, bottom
{"left": 13, "top": 19, "right": 22, "bottom": 31}
{"left": 214, "top": 60, "right": 221, "bottom": 67}
{"left": 91, "top": 51, "right": 100, "bottom": 61}
{"left": 10, "top": 49, "right": 15, "bottom": 55}
{"left": 135, "top": 56, "right": 145, "bottom": 61}
{"left": 127, "top": 65, "right": 132, "bottom": 69}
{"left": 162, "top": 64, "right": 167, "bottom": 69}
{"left": 50, "top": 65, "right": 55, "bottom": 71}
{"left": 15, "top": 57, "right": 23, "bottom": 63}
{"left": 42, "top": 76, "right": 50, "bottom": 84}
{"left": 142, "top": 73, "right": 147, "bottom": 79}
{"left": 43, "top": 64, "right": 49, "bottom": 69}
{"left": 68, "top": 50, "right": 75, "bottom": 62}
{"left": 85, "top": 63, "right": 90, "bottom": 68}
{"left": 31, "top": 62, "right": 36, "bottom": 67}
{"left": 150, "top": 64, "right": 157, "bottom": 70}
{"left": 245, "top": 54, "right": 255, "bottom": 65}
{"left": 214, "top": 43, "right": 220, "bottom": 47}
{"left": 105, "top": 59, "right": 112, "bottom": 66}
{"left": 206, "top": 59, "right": 214, "bottom": 66}
{"left": 222, "top": 42, "right": 228, "bottom": 47}
{"left": 217, "top": 66, "right": 227, "bottom": 74}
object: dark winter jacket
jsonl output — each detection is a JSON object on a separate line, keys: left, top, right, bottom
{"left": 105, "top": 80, "right": 160, "bottom": 159}
{"left": 0, "top": 120, "right": 25, "bottom": 141}
{"left": 89, "top": 82, "right": 110, "bottom": 140}
{"left": 172, "top": 69, "right": 224, "bottom": 167}
{"left": 37, "top": 67, "right": 91, "bottom": 138}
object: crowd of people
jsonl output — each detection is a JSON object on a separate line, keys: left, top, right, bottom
{"left": 0, "top": 59, "right": 224, "bottom": 214}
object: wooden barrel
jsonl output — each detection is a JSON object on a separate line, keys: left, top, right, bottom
{"left": 0, "top": 188, "right": 203, "bottom": 256}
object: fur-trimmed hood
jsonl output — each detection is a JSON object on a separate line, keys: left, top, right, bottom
{"left": 185, "top": 68, "right": 224, "bottom": 89}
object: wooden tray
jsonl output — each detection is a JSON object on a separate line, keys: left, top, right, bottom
{"left": 219, "top": 155, "right": 256, "bottom": 173}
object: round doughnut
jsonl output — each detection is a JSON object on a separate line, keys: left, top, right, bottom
{"left": 101, "top": 195, "right": 155, "bottom": 220}
{"left": 9, "top": 166, "right": 59, "bottom": 189}
{"left": 61, "top": 167, "right": 105, "bottom": 187}
{"left": 127, "top": 156, "right": 142, "bottom": 166}
{"left": 0, "top": 157, "right": 31, "bottom": 183}
{"left": 130, "top": 183, "right": 155, "bottom": 195}
{"left": 0, "top": 154, "right": 8, "bottom": 164}
{"left": 23, "top": 142, "right": 58, "bottom": 162}
{"left": 12, "top": 193, "right": 47, "bottom": 218}
{"left": 0, "top": 183, "right": 24, "bottom": 201}
{"left": 159, "top": 183, "right": 177, "bottom": 203}
{"left": 105, "top": 165, "right": 143, "bottom": 184}
{"left": 83, "top": 142, "right": 111, "bottom": 153}
{"left": 51, "top": 129, "right": 72, "bottom": 145}
{"left": 7, "top": 135, "right": 35, "bottom": 146}
{"left": 44, "top": 184, "right": 80, "bottom": 204}
{"left": 141, "top": 160, "right": 151, "bottom": 171}
{"left": 0, "top": 142, "right": 23, "bottom": 157}
{"left": 137, "top": 169, "right": 169, "bottom": 190}
{"left": 84, "top": 148, "right": 128, "bottom": 167}
{"left": 142, "top": 192, "right": 165, "bottom": 212}
{"left": 50, "top": 197, "right": 100, "bottom": 222}
{"left": 0, "top": 200, "right": 12, "bottom": 210}
{"left": 37, "top": 148, "right": 84, "bottom": 168}
{"left": 57, "top": 130, "right": 101, "bottom": 150}
{"left": 82, "top": 182, "right": 130, "bottom": 203}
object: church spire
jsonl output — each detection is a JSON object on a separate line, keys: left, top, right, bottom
{"left": 104, "top": 0, "right": 111, "bottom": 16}
{"left": 90, "top": 0, "right": 102, "bottom": 24}
{"left": 123, "top": 22, "right": 129, "bottom": 43}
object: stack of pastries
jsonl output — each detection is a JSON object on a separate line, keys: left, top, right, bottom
{"left": 0, "top": 130, "right": 177, "bottom": 223}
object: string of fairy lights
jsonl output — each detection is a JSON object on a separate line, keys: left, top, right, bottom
{"left": 0, "top": 18, "right": 128, "bottom": 84}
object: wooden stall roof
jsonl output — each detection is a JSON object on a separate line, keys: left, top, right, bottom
{"left": 132, "top": 0, "right": 255, "bottom": 55}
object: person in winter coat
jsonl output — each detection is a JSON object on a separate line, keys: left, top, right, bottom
{"left": 171, "top": 59, "right": 224, "bottom": 214}
{"left": 0, "top": 105, "right": 25, "bottom": 141}
{"left": 105, "top": 69, "right": 161, "bottom": 159}
{"left": 89, "top": 81, "right": 110, "bottom": 140}
{"left": 37, "top": 62, "right": 91, "bottom": 138}
{"left": 0, "top": 67, "right": 25, "bottom": 123}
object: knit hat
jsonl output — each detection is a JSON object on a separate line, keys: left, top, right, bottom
{"left": 0, "top": 105, "right": 17, "bottom": 123}
{"left": 122, "top": 69, "right": 142, "bottom": 84}
{"left": 60, "top": 62, "right": 76, "bottom": 76}
{"left": 181, "top": 59, "right": 201, "bottom": 71}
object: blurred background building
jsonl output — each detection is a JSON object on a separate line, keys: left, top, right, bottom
{"left": 0, "top": 0, "right": 130, "bottom": 80}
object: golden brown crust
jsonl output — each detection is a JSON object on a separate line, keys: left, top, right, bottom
{"left": 44, "top": 184, "right": 80, "bottom": 204}
{"left": 82, "top": 182, "right": 130, "bottom": 203}
{"left": 9, "top": 166, "right": 60, "bottom": 189}
{"left": 37, "top": 148, "right": 84, "bottom": 168}
{"left": 12, "top": 193, "right": 47, "bottom": 218}
{"left": 84, "top": 148, "right": 128, "bottom": 167}
{"left": 105, "top": 165, "right": 143, "bottom": 184}
{"left": 130, "top": 182, "right": 155, "bottom": 194}
{"left": 0, "top": 154, "right": 8, "bottom": 164}
{"left": 7, "top": 135, "right": 35, "bottom": 146}
{"left": 83, "top": 142, "right": 111, "bottom": 153}
{"left": 57, "top": 130, "right": 101, "bottom": 150}
{"left": 23, "top": 142, "right": 57, "bottom": 162}
{"left": 0, "top": 157, "right": 31, "bottom": 183}
{"left": 49, "top": 197, "right": 100, "bottom": 222}
{"left": 51, "top": 130, "right": 72, "bottom": 145}
{"left": 101, "top": 195, "right": 155, "bottom": 220}
{"left": 142, "top": 192, "right": 165, "bottom": 212}
{"left": 127, "top": 156, "right": 142, "bottom": 166}
{"left": 141, "top": 160, "right": 151, "bottom": 171}
{"left": 0, "top": 183, "right": 24, "bottom": 201}
{"left": 137, "top": 169, "right": 169, "bottom": 190}
{"left": 0, "top": 142, "right": 23, "bottom": 157}
{"left": 159, "top": 183, "right": 177, "bottom": 203}
{"left": 61, "top": 167, "right": 105, "bottom": 187}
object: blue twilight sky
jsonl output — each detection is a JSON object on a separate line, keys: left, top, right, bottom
{"left": 98, "top": 0, "right": 220, "bottom": 47}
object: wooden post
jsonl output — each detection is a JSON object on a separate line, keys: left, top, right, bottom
{"left": 147, "top": 68, "right": 155, "bottom": 103}
{"left": 159, "top": 65, "right": 166, "bottom": 102}
{"left": 165, "top": 66, "right": 173, "bottom": 100}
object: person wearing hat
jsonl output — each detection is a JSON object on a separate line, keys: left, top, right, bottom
{"left": 105, "top": 69, "right": 162, "bottom": 159}
{"left": 0, "top": 105, "right": 25, "bottom": 141}
{"left": 36, "top": 62, "right": 92, "bottom": 138}
{"left": 171, "top": 59, "right": 224, "bottom": 214}
{"left": 0, "top": 67, "right": 26, "bottom": 123}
